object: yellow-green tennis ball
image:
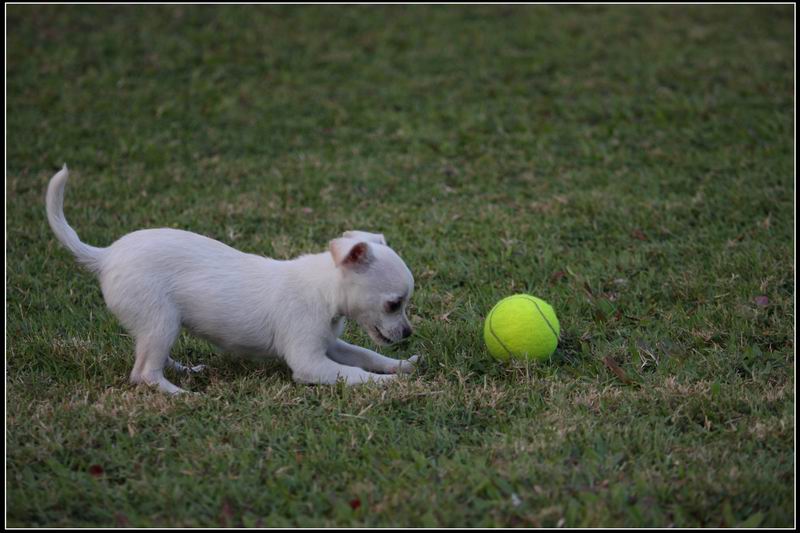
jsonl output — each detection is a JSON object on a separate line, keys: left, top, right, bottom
{"left": 484, "top": 294, "right": 560, "bottom": 361}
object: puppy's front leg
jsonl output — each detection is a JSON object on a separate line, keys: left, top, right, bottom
{"left": 285, "top": 341, "right": 396, "bottom": 385}
{"left": 327, "top": 339, "right": 420, "bottom": 374}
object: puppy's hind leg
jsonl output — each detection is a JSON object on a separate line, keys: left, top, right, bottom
{"left": 129, "top": 317, "right": 185, "bottom": 395}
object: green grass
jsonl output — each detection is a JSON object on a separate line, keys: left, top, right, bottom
{"left": 6, "top": 5, "right": 795, "bottom": 527}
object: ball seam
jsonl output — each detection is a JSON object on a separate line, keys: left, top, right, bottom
{"left": 516, "top": 295, "right": 559, "bottom": 342}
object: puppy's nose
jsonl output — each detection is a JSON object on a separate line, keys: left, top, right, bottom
{"left": 402, "top": 325, "right": 413, "bottom": 339}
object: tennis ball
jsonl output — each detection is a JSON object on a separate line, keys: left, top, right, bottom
{"left": 484, "top": 294, "right": 560, "bottom": 361}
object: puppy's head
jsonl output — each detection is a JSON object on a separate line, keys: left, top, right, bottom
{"left": 330, "top": 231, "right": 414, "bottom": 346}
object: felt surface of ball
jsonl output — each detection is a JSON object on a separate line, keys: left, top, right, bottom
{"left": 484, "top": 294, "right": 560, "bottom": 361}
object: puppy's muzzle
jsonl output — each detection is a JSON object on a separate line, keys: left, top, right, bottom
{"left": 373, "top": 324, "right": 413, "bottom": 345}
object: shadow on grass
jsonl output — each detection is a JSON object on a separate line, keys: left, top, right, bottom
{"left": 170, "top": 348, "right": 293, "bottom": 393}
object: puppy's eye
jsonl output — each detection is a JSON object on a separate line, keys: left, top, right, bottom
{"left": 385, "top": 300, "right": 402, "bottom": 313}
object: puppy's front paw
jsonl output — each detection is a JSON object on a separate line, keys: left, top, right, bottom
{"left": 398, "top": 354, "right": 422, "bottom": 374}
{"left": 188, "top": 364, "right": 207, "bottom": 374}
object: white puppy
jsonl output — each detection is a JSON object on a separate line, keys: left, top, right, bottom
{"left": 46, "top": 165, "right": 418, "bottom": 394}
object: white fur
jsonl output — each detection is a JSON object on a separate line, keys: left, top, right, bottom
{"left": 46, "top": 165, "right": 418, "bottom": 394}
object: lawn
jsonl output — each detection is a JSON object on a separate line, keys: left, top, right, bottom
{"left": 5, "top": 4, "right": 795, "bottom": 527}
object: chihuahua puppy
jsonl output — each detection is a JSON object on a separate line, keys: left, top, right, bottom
{"left": 46, "top": 165, "right": 418, "bottom": 394}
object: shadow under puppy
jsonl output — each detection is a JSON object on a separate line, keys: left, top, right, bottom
{"left": 45, "top": 165, "right": 419, "bottom": 394}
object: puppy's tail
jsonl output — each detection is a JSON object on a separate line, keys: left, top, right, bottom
{"left": 46, "top": 164, "right": 105, "bottom": 274}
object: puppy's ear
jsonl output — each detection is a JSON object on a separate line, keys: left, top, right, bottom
{"left": 342, "top": 230, "right": 387, "bottom": 246}
{"left": 330, "top": 238, "right": 373, "bottom": 271}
